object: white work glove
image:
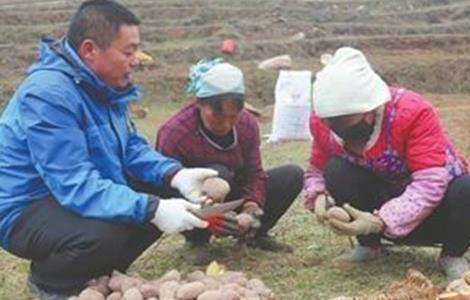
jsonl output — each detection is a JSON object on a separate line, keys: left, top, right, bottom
{"left": 151, "top": 199, "right": 208, "bottom": 234}
{"left": 170, "top": 168, "right": 218, "bottom": 203}
{"left": 327, "top": 204, "right": 384, "bottom": 236}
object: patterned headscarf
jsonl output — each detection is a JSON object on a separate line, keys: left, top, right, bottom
{"left": 187, "top": 58, "right": 245, "bottom": 98}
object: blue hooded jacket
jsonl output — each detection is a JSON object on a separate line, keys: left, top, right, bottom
{"left": 0, "top": 37, "right": 181, "bottom": 249}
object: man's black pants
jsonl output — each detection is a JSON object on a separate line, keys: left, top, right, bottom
{"left": 8, "top": 197, "right": 162, "bottom": 294}
{"left": 6, "top": 164, "right": 303, "bottom": 294}
{"left": 324, "top": 157, "right": 470, "bottom": 257}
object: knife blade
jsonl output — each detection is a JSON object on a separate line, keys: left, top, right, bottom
{"left": 189, "top": 199, "right": 244, "bottom": 220}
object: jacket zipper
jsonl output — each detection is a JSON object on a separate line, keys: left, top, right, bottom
{"left": 107, "top": 106, "right": 124, "bottom": 160}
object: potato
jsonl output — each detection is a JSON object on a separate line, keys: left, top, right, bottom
{"left": 88, "top": 275, "right": 110, "bottom": 296}
{"left": 186, "top": 270, "right": 206, "bottom": 282}
{"left": 122, "top": 278, "right": 143, "bottom": 293}
{"left": 159, "top": 269, "right": 181, "bottom": 283}
{"left": 446, "top": 279, "right": 469, "bottom": 293}
{"left": 243, "top": 290, "right": 261, "bottom": 300}
{"left": 197, "top": 290, "right": 225, "bottom": 300}
{"left": 122, "top": 287, "right": 143, "bottom": 300}
{"left": 108, "top": 276, "right": 123, "bottom": 292}
{"left": 220, "top": 290, "right": 240, "bottom": 300}
{"left": 159, "top": 280, "right": 180, "bottom": 300}
{"left": 78, "top": 288, "right": 105, "bottom": 300}
{"left": 197, "top": 289, "right": 241, "bottom": 300}
{"left": 326, "top": 207, "right": 351, "bottom": 222}
{"left": 460, "top": 288, "right": 470, "bottom": 298}
{"left": 77, "top": 266, "right": 276, "bottom": 300}
{"left": 463, "top": 271, "right": 470, "bottom": 285}
{"left": 438, "top": 292, "right": 466, "bottom": 300}
{"left": 111, "top": 270, "right": 124, "bottom": 277}
{"left": 236, "top": 213, "right": 253, "bottom": 231}
{"left": 176, "top": 281, "right": 205, "bottom": 299}
{"left": 221, "top": 283, "right": 244, "bottom": 293}
{"left": 139, "top": 283, "right": 160, "bottom": 298}
{"left": 201, "top": 177, "right": 230, "bottom": 202}
{"left": 106, "top": 292, "right": 122, "bottom": 300}
{"left": 108, "top": 272, "right": 144, "bottom": 293}
{"left": 201, "top": 277, "right": 221, "bottom": 291}
{"left": 219, "top": 271, "right": 247, "bottom": 286}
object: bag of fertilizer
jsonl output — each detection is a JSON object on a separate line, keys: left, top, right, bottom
{"left": 268, "top": 70, "right": 312, "bottom": 142}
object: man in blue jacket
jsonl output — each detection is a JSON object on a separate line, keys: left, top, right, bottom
{"left": 0, "top": 0, "right": 217, "bottom": 298}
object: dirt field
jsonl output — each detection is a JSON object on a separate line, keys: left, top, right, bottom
{"left": 0, "top": 0, "right": 469, "bottom": 299}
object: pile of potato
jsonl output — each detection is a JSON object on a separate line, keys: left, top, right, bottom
{"left": 68, "top": 266, "right": 275, "bottom": 300}
{"left": 330, "top": 269, "right": 441, "bottom": 300}
{"left": 438, "top": 271, "right": 470, "bottom": 300}
{"left": 330, "top": 269, "right": 470, "bottom": 300}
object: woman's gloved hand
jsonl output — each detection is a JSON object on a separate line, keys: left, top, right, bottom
{"left": 207, "top": 212, "right": 240, "bottom": 237}
{"left": 327, "top": 204, "right": 384, "bottom": 236}
{"left": 238, "top": 202, "right": 263, "bottom": 238}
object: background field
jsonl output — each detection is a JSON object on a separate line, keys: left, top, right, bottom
{"left": 0, "top": 0, "right": 469, "bottom": 299}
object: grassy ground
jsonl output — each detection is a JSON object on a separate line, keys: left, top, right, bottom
{"left": 0, "top": 95, "right": 467, "bottom": 299}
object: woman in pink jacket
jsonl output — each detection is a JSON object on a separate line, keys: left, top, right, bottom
{"left": 304, "top": 47, "right": 469, "bottom": 280}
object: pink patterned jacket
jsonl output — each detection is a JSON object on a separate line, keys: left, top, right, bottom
{"left": 304, "top": 87, "right": 468, "bottom": 238}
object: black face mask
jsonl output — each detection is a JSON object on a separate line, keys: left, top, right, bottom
{"left": 331, "top": 119, "right": 374, "bottom": 142}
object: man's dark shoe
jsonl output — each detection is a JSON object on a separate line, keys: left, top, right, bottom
{"left": 183, "top": 242, "right": 214, "bottom": 266}
{"left": 27, "top": 276, "right": 69, "bottom": 300}
{"left": 247, "top": 236, "right": 293, "bottom": 253}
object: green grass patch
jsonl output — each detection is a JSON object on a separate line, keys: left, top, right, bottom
{"left": 0, "top": 100, "right": 453, "bottom": 299}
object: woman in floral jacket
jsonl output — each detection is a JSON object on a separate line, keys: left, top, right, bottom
{"left": 304, "top": 47, "right": 469, "bottom": 280}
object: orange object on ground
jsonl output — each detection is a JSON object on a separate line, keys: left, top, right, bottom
{"left": 220, "top": 39, "right": 236, "bottom": 54}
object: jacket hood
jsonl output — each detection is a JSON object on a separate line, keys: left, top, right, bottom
{"left": 27, "top": 36, "right": 143, "bottom": 105}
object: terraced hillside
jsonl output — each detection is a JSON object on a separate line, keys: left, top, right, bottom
{"left": 0, "top": 1, "right": 469, "bottom": 299}
{"left": 2, "top": 0, "right": 470, "bottom": 107}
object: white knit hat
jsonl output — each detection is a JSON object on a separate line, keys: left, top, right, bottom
{"left": 312, "top": 47, "right": 391, "bottom": 118}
